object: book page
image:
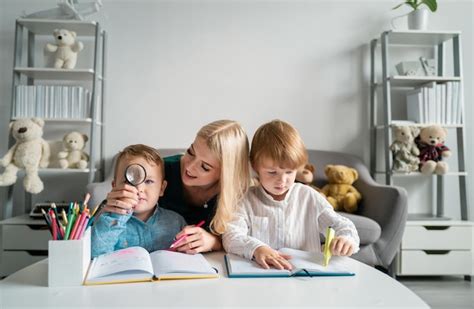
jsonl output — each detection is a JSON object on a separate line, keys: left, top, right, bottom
{"left": 226, "top": 254, "right": 290, "bottom": 276}
{"left": 88, "top": 246, "right": 154, "bottom": 279}
{"left": 279, "top": 248, "right": 352, "bottom": 274}
{"left": 149, "top": 250, "right": 216, "bottom": 277}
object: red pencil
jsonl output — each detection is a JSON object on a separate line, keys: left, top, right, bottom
{"left": 69, "top": 210, "right": 86, "bottom": 240}
{"left": 169, "top": 220, "right": 205, "bottom": 249}
{"left": 75, "top": 215, "right": 90, "bottom": 240}
{"left": 50, "top": 209, "right": 58, "bottom": 240}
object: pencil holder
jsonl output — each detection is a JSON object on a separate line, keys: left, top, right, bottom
{"left": 48, "top": 228, "right": 91, "bottom": 287}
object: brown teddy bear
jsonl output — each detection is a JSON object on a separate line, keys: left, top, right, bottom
{"left": 295, "top": 163, "right": 325, "bottom": 197}
{"left": 415, "top": 125, "right": 451, "bottom": 175}
{"left": 321, "top": 164, "right": 362, "bottom": 213}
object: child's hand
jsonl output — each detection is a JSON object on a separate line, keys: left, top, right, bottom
{"left": 103, "top": 183, "right": 138, "bottom": 215}
{"left": 174, "top": 225, "right": 221, "bottom": 254}
{"left": 253, "top": 246, "right": 292, "bottom": 270}
{"left": 330, "top": 236, "right": 355, "bottom": 256}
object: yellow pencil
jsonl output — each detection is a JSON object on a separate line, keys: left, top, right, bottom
{"left": 61, "top": 209, "right": 68, "bottom": 225}
{"left": 91, "top": 202, "right": 102, "bottom": 217}
{"left": 323, "top": 227, "right": 335, "bottom": 267}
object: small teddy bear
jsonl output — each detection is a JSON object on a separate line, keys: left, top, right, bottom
{"left": 45, "top": 29, "right": 84, "bottom": 69}
{"left": 415, "top": 125, "right": 451, "bottom": 175}
{"left": 390, "top": 126, "right": 420, "bottom": 173}
{"left": 321, "top": 164, "right": 362, "bottom": 213}
{"left": 0, "top": 118, "right": 50, "bottom": 194}
{"left": 295, "top": 163, "right": 326, "bottom": 197}
{"left": 57, "top": 131, "right": 89, "bottom": 169}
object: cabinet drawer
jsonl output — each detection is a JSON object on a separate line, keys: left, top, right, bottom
{"left": 400, "top": 250, "right": 473, "bottom": 275}
{"left": 2, "top": 225, "right": 51, "bottom": 250}
{"left": 0, "top": 251, "right": 47, "bottom": 277}
{"left": 402, "top": 225, "right": 473, "bottom": 250}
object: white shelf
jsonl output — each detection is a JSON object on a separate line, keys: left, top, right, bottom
{"left": 406, "top": 218, "right": 474, "bottom": 226}
{"left": 383, "top": 30, "right": 461, "bottom": 46}
{"left": 375, "top": 122, "right": 465, "bottom": 129}
{"left": 16, "top": 168, "right": 100, "bottom": 175}
{"left": 38, "top": 168, "right": 94, "bottom": 174}
{"left": 0, "top": 214, "right": 46, "bottom": 225}
{"left": 14, "top": 67, "right": 94, "bottom": 80}
{"left": 12, "top": 117, "right": 92, "bottom": 123}
{"left": 388, "top": 76, "right": 461, "bottom": 87}
{"left": 17, "top": 18, "right": 97, "bottom": 36}
{"left": 375, "top": 171, "right": 468, "bottom": 177}
{"left": 406, "top": 214, "right": 452, "bottom": 221}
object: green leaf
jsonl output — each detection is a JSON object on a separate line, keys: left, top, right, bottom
{"left": 392, "top": 0, "right": 417, "bottom": 11}
{"left": 422, "top": 0, "right": 438, "bottom": 12}
{"left": 392, "top": 3, "right": 405, "bottom": 10}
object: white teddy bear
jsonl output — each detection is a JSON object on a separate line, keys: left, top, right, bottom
{"left": 58, "top": 131, "right": 89, "bottom": 169}
{"left": 390, "top": 126, "right": 420, "bottom": 173}
{"left": 45, "top": 29, "right": 84, "bottom": 69}
{"left": 0, "top": 118, "right": 50, "bottom": 194}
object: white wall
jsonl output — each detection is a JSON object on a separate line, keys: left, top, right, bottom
{"left": 0, "top": 0, "right": 473, "bottom": 219}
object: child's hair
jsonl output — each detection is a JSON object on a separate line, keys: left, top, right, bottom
{"left": 197, "top": 120, "right": 250, "bottom": 235}
{"left": 250, "top": 119, "right": 308, "bottom": 169}
{"left": 113, "top": 144, "right": 165, "bottom": 180}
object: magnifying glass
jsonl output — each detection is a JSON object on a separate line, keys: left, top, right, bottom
{"left": 124, "top": 164, "right": 147, "bottom": 186}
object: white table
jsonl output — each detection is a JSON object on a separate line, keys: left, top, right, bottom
{"left": 0, "top": 251, "right": 428, "bottom": 308}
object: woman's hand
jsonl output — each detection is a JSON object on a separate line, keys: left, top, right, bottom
{"left": 174, "top": 225, "right": 222, "bottom": 254}
{"left": 102, "top": 183, "right": 139, "bottom": 215}
{"left": 253, "top": 246, "right": 292, "bottom": 270}
{"left": 330, "top": 236, "right": 355, "bottom": 256}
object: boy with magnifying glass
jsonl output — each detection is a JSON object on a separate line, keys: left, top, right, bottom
{"left": 91, "top": 144, "right": 186, "bottom": 258}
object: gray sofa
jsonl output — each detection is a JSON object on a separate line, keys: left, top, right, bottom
{"left": 306, "top": 150, "right": 407, "bottom": 271}
{"left": 86, "top": 149, "right": 407, "bottom": 271}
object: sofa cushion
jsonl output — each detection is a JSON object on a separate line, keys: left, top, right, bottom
{"left": 338, "top": 212, "right": 381, "bottom": 246}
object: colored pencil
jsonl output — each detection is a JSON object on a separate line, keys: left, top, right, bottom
{"left": 169, "top": 220, "right": 205, "bottom": 249}
{"left": 41, "top": 208, "right": 53, "bottom": 234}
{"left": 70, "top": 210, "right": 86, "bottom": 240}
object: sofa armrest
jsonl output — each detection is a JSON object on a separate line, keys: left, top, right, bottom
{"left": 86, "top": 181, "right": 111, "bottom": 209}
{"left": 355, "top": 170, "right": 408, "bottom": 267}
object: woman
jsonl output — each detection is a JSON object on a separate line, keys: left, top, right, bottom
{"left": 103, "top": 120, "right": 251, "bottom": 253}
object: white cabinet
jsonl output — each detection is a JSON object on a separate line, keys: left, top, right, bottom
{"left": 0, "top": 215, "right": 50, "bottom": 277}
{"left": 398, "top": 221, "right": 473, "bottom": 277}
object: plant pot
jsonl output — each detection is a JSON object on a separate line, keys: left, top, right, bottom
{"left": 408, "top": 8, "right": 429, "bottom": 30}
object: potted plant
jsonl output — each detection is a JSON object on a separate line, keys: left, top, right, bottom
{"left": 392, "top": 0, "right": 438, "bottom": 30}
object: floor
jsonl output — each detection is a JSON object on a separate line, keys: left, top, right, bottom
{"left": 398, "top": 276, "right": 474, "bottom": 309}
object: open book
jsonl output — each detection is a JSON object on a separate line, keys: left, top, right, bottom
{"left": 84, "top": 246, "right": 218, "bottom": 285}
{"left": 225, "top": 248, "right": 354, "bottom": 278}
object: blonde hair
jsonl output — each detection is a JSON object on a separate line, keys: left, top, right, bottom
{"left": 250, "top": 119, "right": 308, "bottom": 169}
{"left": 114, "top": 144, "right": 165, "bottom": 180}
{"left": 197, "top": 120, "right": 250, "bottom": 235}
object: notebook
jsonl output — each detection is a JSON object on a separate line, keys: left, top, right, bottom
{"left": 225, "top": 248, "right": 355, "bottom": 278}
{"left": 84, "top": 246, "right": 218, "bottom": 285}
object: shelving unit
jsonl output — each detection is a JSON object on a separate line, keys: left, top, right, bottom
{"left": 2, "top": 18, "right": 106, "bottom": 219}
{"left": 369, "top": 30, "right": 472, "bottom": 279}
{"left": 0, "top": 18, "right": 107, "bottom": 276}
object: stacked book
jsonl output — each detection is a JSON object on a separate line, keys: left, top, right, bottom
{"left": 13, "top": 85, "right": 91, "bottom": 119}
{"left": 406, "top": 81, "right": 462, "bottom": 125}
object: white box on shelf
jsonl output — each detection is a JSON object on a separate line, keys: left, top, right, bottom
{"left": 48, "top": 228, "right": 91, "bottom": 287}
{"left": 396, "top": 59, "right": 436, "bottom": 76}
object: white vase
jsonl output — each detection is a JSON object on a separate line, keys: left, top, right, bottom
{"left": 408, "top": 8, "right": 429, "bottom": 30}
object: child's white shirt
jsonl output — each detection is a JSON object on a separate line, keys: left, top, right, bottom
{"left": 223, "top": 183, "right": 360, "bottom": 260}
